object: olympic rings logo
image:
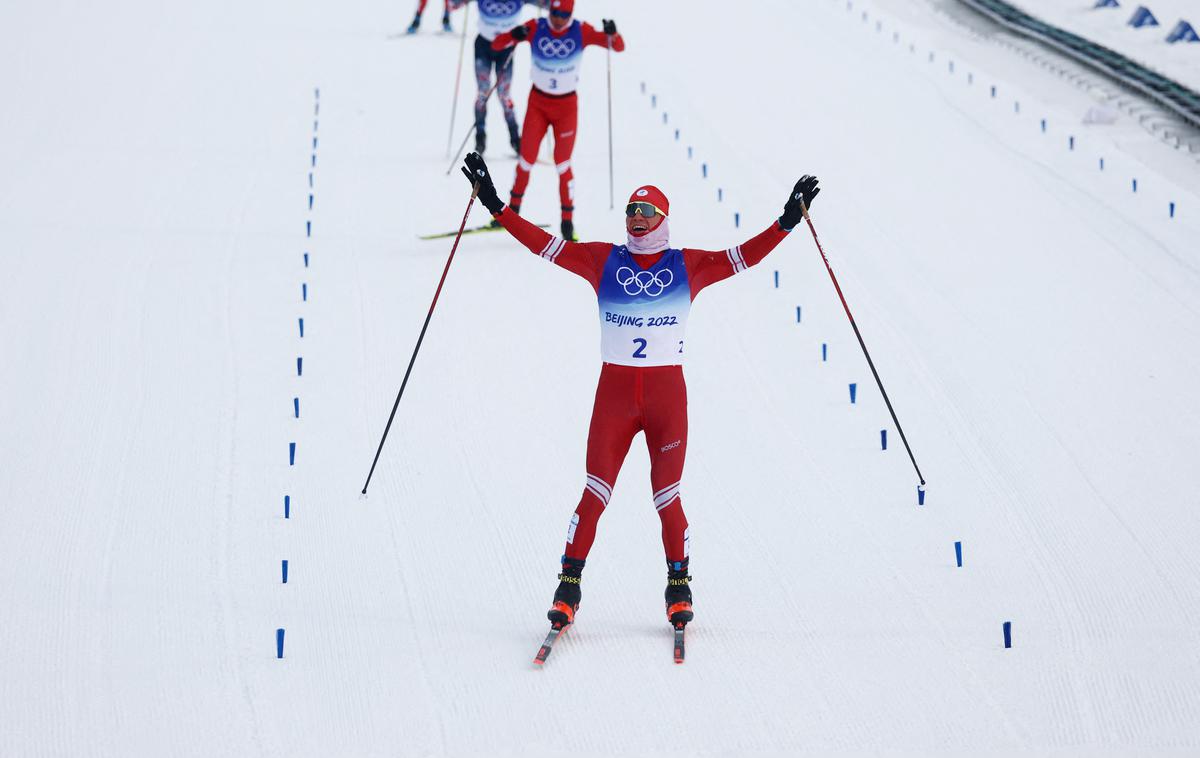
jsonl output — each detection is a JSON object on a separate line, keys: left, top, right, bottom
{"left": 616, "top": 266, "right": 674, "bottom": 297}
{"left": 480, "top": 0, "right": 519, "bottom": 16}
{"left": 537, "top": 36, "right": 577, "bottom": 58}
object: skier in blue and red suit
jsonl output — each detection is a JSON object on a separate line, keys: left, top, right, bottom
{"left": 460, "top": 151, "right": 821, "bottom": 629}
{"left": 491, "top": 0, "right": 625, "bottom": 242}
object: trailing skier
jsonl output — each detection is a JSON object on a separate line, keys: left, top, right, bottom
{"left": 407, "top": 0, "right": 453, "bottom": 33}
{"left": 490, "top": 0, "right": 624, "bottom": 241}
{"left": 460, "top": 151, "right": 821, "bottom": 646}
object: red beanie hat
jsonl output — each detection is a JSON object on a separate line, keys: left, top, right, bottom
{"left": 628, "top": 185, "right": 669, "bottom": 217}
{"left": 550, "top": 0, "right": 574, "bottom": 14}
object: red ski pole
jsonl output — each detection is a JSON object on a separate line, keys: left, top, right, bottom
{"left": 361, "top": 183, "right": 480, "bottom": 494}
{"left": 800, "top": 203, "right": 927, "bottom": 487}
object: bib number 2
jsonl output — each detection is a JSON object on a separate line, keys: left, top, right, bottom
{"left": 632, "top": 338, "right": 647, "bottom": 359}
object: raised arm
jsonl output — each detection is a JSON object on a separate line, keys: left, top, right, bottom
{"left": 582, "top": 20, "right": 625, "bottom": 51}
{"left": 683, "top": 176, "right": 821, "bottom": 297}
{"left": 492, "top": 18, "right": 537, "bottom": 50}
{"left": 462, "top": 152, "right": 609, "bottom": 290}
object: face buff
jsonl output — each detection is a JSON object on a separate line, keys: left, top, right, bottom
{"left": 627, "top": 217, "right": 670, "bottom": 254}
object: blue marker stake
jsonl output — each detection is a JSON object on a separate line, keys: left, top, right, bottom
{"left": 821, "top": 343, "right": 827, "bottom": 362}
{"left": 796, "top": 306, "right": 802, "bottom": 323}
{"left": 296, "top": 357, "right": 303, "bottom": 376}
{"left": 303, "top": 252, "right": 309, "bottom": 267}
{"left": 282, "top": 560, "right": 289, "bottom": 584}
{"left": 640, "top": 81, "right": 646, "bottom": 94}
{"left": 308, "top": 194, "right": 313, "bottom": 210}
{"left": 293, "top": 397, "right": 299, "bottom": 418}
{"left": 306, "top": 220, "right": 311, "bottom": 238}
{"left": 1069, "top": 135, "right": 1075, "bottom": 151}
{"left": 849, "top": 383, "right": 857, "bottom": 404}
{"left": 311, "top": 153, "right": 316, "bottom": 167}
{"left": 1100, "top": 158, "right": 1105, "bottom": 171}
{"left": 702, "top": 163, "right": 708, "bottom": 178}
{"left": 1169, "top": 202, "right": 1175, "bottom": 218}
{"left": 289, "top": 442, "right": 296, "bottom": 466}
{"left": 663, "top": 112, "right": 668, "bottom": 124}
{"left": 917, "top": 485, "right": 926, "bottom": 506}
{"left": 687, "top": 146, "right": 693, "bottom": 160}
{"left": 990, "top": 85, "right": 996, "bottom": 98}
{"left": 299, "top": 318, "right": 304, "bottom": 338}
{"left": 774, "top": 271, "right": 779, "bottom": 288}
{"left": 312, "top": 136, "right": 318, "bottom": 150}
{"left": 1014, "top": 101, "right": 1020, "bottom": 114}
{"left": 1132, "top": 178, "right": 1138, "bottom": 193}
{"left": 674, "top": 128, "right": 679, "bottom": 141}
{"left": 314, "top": 120, "right": 318, "bottom": 132}
{"left": 651, "top": 94, "right": 656, "bottom": 108}
{"left": 1003, "top": 621, "right": 1012, "bottom": 649}
{"left": 276, "top": 628, "right": 285, "bottom": 658}
{"left": 315, "top": 87, "right": 320, "bottom": 99}
{"left": 302, "top": 283, "right": 308, "bottom": 302}
{"left": 955, "top": 541, "right": 963, "bottom": 567}
{"left": 967, "top": 72, "right": 972, "bottom": 84}
{"left": 734, "top": 212, "right": 740, "bottom": 228}
{"left": 717, "top": 187, "right": 723, "bottom": 202}
{"left": 284, "top": 495, "right": 291, "bottom": 519}
{"left": 880, "top": 429, "right": 887, "bottom": 450}
{"left": 308, "top": 172, "right": 313, "bottom": 188}
{"left": 1040, "top": 118, "right": 1046, "bottom": 133}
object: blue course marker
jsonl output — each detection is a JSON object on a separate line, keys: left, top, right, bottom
{"left": 296, "top": 357, "right": 303, "bottom": 376}
{"left": 821, "top": 343, "right": 827, "bottom": 362}
{"left": 293, "top": 397, "right": 299, "bottom": 418}
{"left": 717, "top": 187, "right": 723, "bottom": 202}
{"left": 640, "top": 81, "right": 646, "bottom": 94}
{"left": 312, "top": 136, "right": 318, "bottom": 150}
{"left": 308, "top": 194, "right": 313, "bottom": 210}
{"left": 282, "top": 560, "right": 289, "bottom": 584}
{"left": 276, "top": 628, "right": 285, "bottom": 658}
{"left": 289, "top": 442, "right": 296, "bottom": 466}
{"left": 311, "top": 153, "right": 316, "bottom": 167}
{"left": 702, "top": 163, "right": 707, "bottom": 178}
{"left": 1014, "top": 101, "right": 1020, "bottom": 114}
{"left": 990, "top": 85, "right": 996, "bottom": 98}
{"left": 880, "top": 429, "right": 887, "bottom": 450}
{"left": 651, "top": 94, "right": 656, "bottom": 108}
{"left": 306, "top": 220, "right": 311, "bottom": 238}
{"left": 1169, "top": 202, "right": 1176, "bottom": 218}
{"left": 299, "top": 318, "right": 304, "bottom": 338}
{"left": 1100, "top": 157, "right": 1105, "bottom": 171}
{"left": 918, "top": 485, "right": 926, "bottom": 506}
{"left": 1003, "top": 621, "right": 1012, "bottom": 649}
{"left": 314, "top": 120, "right": 318, "bottom": 132}
{"left": 302, "top": 283, "right": 308, "bottom": 302}
{"left": 308, "top": 172, "right": 313, "bottom": 188}
{"left": 1069, "top": 135, "right": 1075, "bottom": 151}
{"left": 1040, "top": 118, "right": 1047, "bottom": 133}
{"left": 304, "top": 252, "right": 309, "bottom": 267}
{"left": 774, "top": 271, "right": 779, "bottom": 288}
{"left": 674, "top": 128, "right": 679, "bottom": 141}
{"left": 955, "top": 541, "right": 963, "bottom": 567}
{"left": 284, "top": 495, "right": 291, "bottom": 519}
{"left": 663, "top": 112, "right": 668, "bottom": 124}
{"left": 796, "top": 306, "right": 802, "bottom": 323}
{"left": 849, "top": 383, "right": 857, "bottom": 404}
{"left": 734, "top": 212, "right": 740, "bottom": 228}
{"left": 1132, "top": 178, "right": 1138, "bottom": 193}
{"left": 687, "top": 146, "right": 693, "bottom": 160}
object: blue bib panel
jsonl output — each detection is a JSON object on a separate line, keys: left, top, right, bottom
{"left": 597, "top": 246, "right": 692, "bottom": 366}
{"left": 530, "top": 19, "right": 583, "bottom": 94}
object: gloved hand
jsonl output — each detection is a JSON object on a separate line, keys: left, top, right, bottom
{"left": 511, "top": 24, "right": 529, "bottom": 41}
{"left": 602, "top": 19, "right": 618, "bottom": 35}
{"left": 461, "top": 151, "right": 505, "bottom": 214}
{"left": 778, "top": 175, "right": 820, "bottom": 231}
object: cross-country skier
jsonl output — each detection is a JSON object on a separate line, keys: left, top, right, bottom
{"left": 407, "top": 0, "right": 453, "bottom": 33}
{"left": 460, "top": 151, "right": 821, "bottom": 631}
{"left": 490, "top": 0, "right": 624, "bottom": 242}
{"left": 447, "top": 0, "right": 549, "bottom": 156}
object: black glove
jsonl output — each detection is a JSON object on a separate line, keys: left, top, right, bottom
{"left": 461, "top": 151, "right": 505, "bottom": 214}
{"left": 511, "top": 24, "right": 529, "bottom": 41}
{"left": 602, "top": 19, "right": 618, "bottom": 35}
{"left": 778, "top": 175, "right": 820, "bottom": 231}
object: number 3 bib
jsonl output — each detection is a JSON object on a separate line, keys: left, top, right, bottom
{"left": 597, "top": 246, "right": 691, "bottom": 366}
{"left": 530, "top": 19, "right": 583, "bottom": 94}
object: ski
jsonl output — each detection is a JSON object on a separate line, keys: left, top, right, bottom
{"left": 533, "top": 622, "right": 568, "bottom": 666}
{"left": 673, "top": 622, "right": 686, "bottom": 664}
{"left": 418, "top": 222, "right": 548, "bottom": 241}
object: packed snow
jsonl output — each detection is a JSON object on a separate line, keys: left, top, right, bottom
{"left": 1, "top": 0, "right": 1199, "bottom": 755}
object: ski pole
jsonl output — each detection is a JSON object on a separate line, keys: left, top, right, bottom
{"left": 606, "top": 33, "right": 614, "bottom": 210}
{"left": 800, "top": 202, "right": 927, "bottom": 487}
{"left": 361, "top": 182, "right": 481, "bottom": 494}
{"left": 444, "top": 7, "right": 470, "bottom": 158}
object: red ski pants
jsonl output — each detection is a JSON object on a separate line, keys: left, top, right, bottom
{"left": 509, "top": 88, "right": 577, "bottom": 221}
{"left": 564, "top": 364, "right": 690, "bottom": 564}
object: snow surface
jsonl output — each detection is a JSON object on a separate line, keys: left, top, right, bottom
{"left": 1, "top": 0, "right": 1199, "bottom": 755}
{"left": 1003, "top": 0, "right": 1200, "bottom": 91}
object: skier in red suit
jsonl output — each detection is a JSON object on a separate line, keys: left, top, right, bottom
{"left": 461, "top": 151, "right": 821, "bottom": 629}
{"left": 491, "top": 0, "right": 625, "bottom": 241}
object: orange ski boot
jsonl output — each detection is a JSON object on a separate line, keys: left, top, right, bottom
{"left": 665, "top": 560, "right": 694, "bottom": 625}
{"left": 547, "top": 557, "right": 585, "bottom": 626}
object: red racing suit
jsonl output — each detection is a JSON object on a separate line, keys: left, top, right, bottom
{"left": 492, "top": 19, "right": 624, "bottom": 222}
{"left": 493, "top": 207, "right": 790, "bottom": 564}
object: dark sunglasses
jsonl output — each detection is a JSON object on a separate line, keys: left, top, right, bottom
{"left": 550, "top": 9, "right": 571, "bottom": 19}
{"left": 625, "top": 201, "right": 665, "bottom": 218}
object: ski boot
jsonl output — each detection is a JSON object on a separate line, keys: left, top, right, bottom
{"left": 509, "top": 129, "right": 521, "bottom": 156}
{"left": 665, "top": 559, "right": 694, "bottom": 625}
{"left": 561, "top": 219, "right": 577, "bottom": 242}
{"left": 547, "top": 557, "right": 585, "bottom": 626}
{"left": 475, "top": 129, "right": 486, "bottom": 155}
{"left": 405, "top": 13, "right": 420, "bottom": 34}
{"left": 442, "top": 13, "right": 452, "bottom": 32}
